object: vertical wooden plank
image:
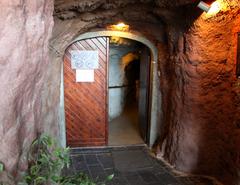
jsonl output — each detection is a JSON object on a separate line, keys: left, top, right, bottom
{"left": 64, "top": 37, "right": 109, "bottom": 147}
{"left": 237, "top": 33, "right": 240, "bottom": 78}
{"left": 105, "top": 37, "right": 109, "bottom": 145}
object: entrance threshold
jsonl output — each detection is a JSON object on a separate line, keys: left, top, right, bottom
{"left": 70, "top": 144, "right": 147, "bottom": 155}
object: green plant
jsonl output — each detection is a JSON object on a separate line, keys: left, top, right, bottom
{"left": 0, "top": 162, "right": 15, "bottom": 185}
{"left": 19, "top": 134, "right": 113, "bottom": 185}
{"left": 19, "top": 134, "right": 70, "bottom": 185}
{"left": 59, "top": 173, "right": 96, "bottom": 185}
{"left": 0, "top": 162, "right": 4, "bottom": 185}
{"left": 0, "top": 162, "right": 3, "bottom": 173}
{"left": 59, "top": 173, "right": 114, "bottom": 185}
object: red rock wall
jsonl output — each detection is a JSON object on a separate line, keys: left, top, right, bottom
{"left": 0, "top": 0, "right": 54, "bottom": 182}
{"left": 159, "top": 2, "right": 240, "bottom": 185}
{"left": 4, "top": 0, "right": 237, "bottom": 184}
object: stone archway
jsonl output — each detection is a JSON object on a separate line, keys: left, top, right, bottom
{"left": 59, "top": 30, "right": 161, "bottom": 148}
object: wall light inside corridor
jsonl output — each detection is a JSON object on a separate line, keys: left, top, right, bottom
{"left": 197, "top": 0, "right": 221, "bottom": 15}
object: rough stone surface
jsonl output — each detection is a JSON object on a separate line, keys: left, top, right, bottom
{"left": 0, "top": 0, "right": 54, "bottom": 182}
{"left": 1, "top": 0, "right": 240, "bottom": 185}
{"left": 50, "top": 1, "right": 240, "bottom": 185}
{"left": 54, "top": 0, "right": 200, "bottom": 15}
{"left": 158, "top": 1, "right": 240, "bottom": 185}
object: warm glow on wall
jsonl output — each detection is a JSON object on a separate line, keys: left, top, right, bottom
{"left": 201, "top": 0, "right": 230, "bottom": 18}
{"left": 201, "top": 0, "right": 235, "bottom": 18}
{"left": 207, "top": 1, "right": 221, "bottom": 15}
{"left": 107, "top": 22, "right": 130, "bottom": 31}
{"left": 122, "top": 53, "right": 139, "bottom": 67}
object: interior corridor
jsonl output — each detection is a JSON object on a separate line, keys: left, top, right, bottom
{"left": 108, "top": 38, "right": 146, "bottom": 146}
{"left": 109, "top": 102, "right": 144, "bottom": 146}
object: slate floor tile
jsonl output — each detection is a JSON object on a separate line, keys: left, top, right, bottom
{"left": 89, "top": 164, "right": 104, "bottom": 174}
{"left": 91, "top": 172, "right": 107, "bottom": 182}
{"left": 125, "top": 174, "right": 147, "bottom": 185}
{"left": 138, "top": 170, "right": 159, "bottom": 183}
{"left": 97, "top": 153, "right": 114, "bottom": 169}
{"left": 74, "top": 161, "right": 89, "bottom": 171}
{"left": 85, "top": 154, "right": 99, "bottom": 165}
{"left": 120, "top": 171, "right": 138, "bottom": 177}
{"left": 156, "top": 172, "right": 180, "bottom": 184}
{"left": 107, "top": 177, "right": 129, "bottom": 185}
{"left": 71, "top": 154, "right": 85, "bottom": 163}
{"left": 67, "top": 146, "right": 219, "bottom": 185}
{"left": 112, "top": 150, "right": 153, "bottom": 172}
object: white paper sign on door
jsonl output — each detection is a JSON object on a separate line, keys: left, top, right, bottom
{"left": 76, "top": 69, "right": 94, "bottom": 82}
{"left": 71, "top": 50, "right": 99, "bottom": 69}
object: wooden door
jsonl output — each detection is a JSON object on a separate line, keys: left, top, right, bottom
{"left": 139, "top": 46, "right": 151, "bottom": 143}
{"left": 64, "top": 37, "right": 109, "bottom": 147}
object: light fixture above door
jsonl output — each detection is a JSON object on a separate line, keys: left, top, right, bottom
{"left": 107, "top": 22, "right": 130, "bottom": 32}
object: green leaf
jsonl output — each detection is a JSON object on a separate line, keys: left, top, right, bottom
{"left": 23, "top": 175, "right": 32, "bottom": 182}
{"left": 0, "top": 162, "right": 4, "bottom": 172}
{"left": 106, "top": 174, "right": 114, "bottom": 181}
{"left": 20, "top": 134, "right": 98, "bottom": 185}
{"left": 17, "top": 182, "right": 28, "bottom": 185}
{"left": 51, "top": 175, "right": 61, "bottom": 182}
{"left": 30, "top": 165, "right": 39, "bottom": 176}
{"left": 34, "top": 176, "right": 46, "bottom": 184}
{"left": 31, "top": 138, "right": 39, "bottom": 147}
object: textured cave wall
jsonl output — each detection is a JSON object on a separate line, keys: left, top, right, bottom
{"left": 48, "top": 0, "right": 240, "bottom": 185}
{"left": 158, "top": 1, "right": 240, "bottom": 185}
{"left": 5, "top": 1, "right": 240, "bottom": 185}
{"left": 0, "top": 0, "right": 54, "bottom": 182}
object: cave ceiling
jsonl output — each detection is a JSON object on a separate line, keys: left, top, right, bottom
{"left": 54, "top": 0, "right": 201, "bottom": 23}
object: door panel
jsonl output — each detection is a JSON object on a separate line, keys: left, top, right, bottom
{"left": 139, "top": 47, "right": 151, "bottom": 143}
{"left": 64, "top": 37, "right": 109, "bottom": 147}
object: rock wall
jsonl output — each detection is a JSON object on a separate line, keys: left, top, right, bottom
{"left": 2, "top": 0, "right": 236, "bottom": 184}
{"left": 158, "top": 1, "right": 240, "bottom": 185}
{"left": 52, "top": 1, "right": 240, "bottom": 184}
{"left": 0, "top": 0, "right": 54, "bottom": 182}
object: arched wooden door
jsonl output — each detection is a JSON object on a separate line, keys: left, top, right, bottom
{"left": 64, "top": 37, "right": 109, "bottom": 147}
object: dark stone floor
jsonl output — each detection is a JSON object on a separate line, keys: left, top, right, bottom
{"left": 65, "top": 146, "right": 220, "bottom": 185}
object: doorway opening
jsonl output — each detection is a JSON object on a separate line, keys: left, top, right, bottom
{"left": 61, "top": 30, "right": 159, "bottom": 148}
{"left": 108, "top": 37, "right": 150, "bottom": 146}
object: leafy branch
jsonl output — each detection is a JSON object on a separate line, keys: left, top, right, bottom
{"left": 0, "top": 134, "right": 113, "bottom": 185}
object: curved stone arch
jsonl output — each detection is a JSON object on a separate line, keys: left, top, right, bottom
{"left": 69, "top": 31, "right": 158, "bottom": 63}
{"left": 60, "top": 30, "right": 160, "bottom": 148}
